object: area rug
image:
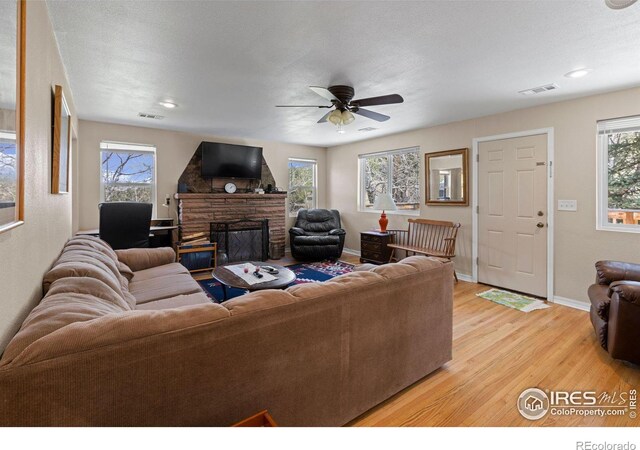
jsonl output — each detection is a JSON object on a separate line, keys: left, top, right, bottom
{"left": 198, "top": 260, "right": 355, "bottom": 303}
{"left": 476, "top": 288, "right": 550, "bottom": 312}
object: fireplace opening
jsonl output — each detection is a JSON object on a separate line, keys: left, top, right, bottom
{"left": 210, "top": 219, "right": 269, "bottom": 264}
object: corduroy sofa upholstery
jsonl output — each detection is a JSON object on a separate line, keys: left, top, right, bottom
{"left": 0, "top": 235, "right": 454, "bottom": 426}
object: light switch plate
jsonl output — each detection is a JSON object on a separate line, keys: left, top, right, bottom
{"left": 558, "top": 200, "right": 577, "bottom": 211}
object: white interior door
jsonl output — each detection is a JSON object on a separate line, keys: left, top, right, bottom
{"left": 478, "top": 134, "right": 548, "bottom": 297}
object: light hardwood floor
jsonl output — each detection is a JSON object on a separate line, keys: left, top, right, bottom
{"left": 203, "top": 253, "right": 639, "bottom": 426}
{"left": 349, "top": 278, "right": 639, "bottom": 427}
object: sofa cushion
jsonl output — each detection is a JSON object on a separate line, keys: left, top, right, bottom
{"left": 286, "top": 270, "right": 383, "bottom": 301}
{"left": 135, "top": 292, "right": 212, "bottom": 310}
{"left": 132, "top": 262, "right": 190, "bottom": 283}
{"left": 66, "top": 235, "right": 119, "bottom": 262}
{"left": 44, "top": 259, "right": 125, "bottom": 297}
{"left": 1, "top": 277, "right": 131, "bottom": 366}
{"left": 115, "top": 247, "right": 176, "bottom": 272}
{"left": 118, "top": 261, "right": 135, "bottom": 282}
{"left": 223, "top": 290, "right": 296, "bottom": 316}
{"left": 129, "top": 273, "right": 203, "bottom": 304}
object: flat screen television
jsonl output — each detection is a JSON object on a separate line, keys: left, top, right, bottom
{"left": 200, "top": 142, "right": 263, "bottom": 179}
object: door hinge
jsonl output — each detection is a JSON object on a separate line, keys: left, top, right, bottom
{"left": 476, "top": 205, "right": 479, "bottom": 214}
{"left": 549, "top": 161, "right": 553, "bottom": 178}
{"left": 476, "top": 257, "right": 479, "bottom": 265}
{"left": 476, "top": 154, "right": 479, "bottom": 162}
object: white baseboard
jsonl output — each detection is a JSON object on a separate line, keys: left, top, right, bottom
{"left": 342, "top": 247, "right": 361, "bottom": 257}
{"left": 552, "top": 295, "right": 590, "bottom": 312}
{"left": 456, "top": 273, "right": 474, "bottom": 283}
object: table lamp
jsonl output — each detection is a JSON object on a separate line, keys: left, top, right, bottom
{"left": 373, "top": 193, "right": 397, "bottom": 233}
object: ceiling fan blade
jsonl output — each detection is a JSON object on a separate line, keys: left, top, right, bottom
{"left": 317, "top": 110, "right": 333, "bottom": 123}
{"left": 275, "top": 105, "right": 332, "bottom": 108}
{"left": 309, "top": 86, "right": 339, "bottom": 102}
{"left": 353, "top": 108, "right": 390, "bottom": 122}
{"left": 351, "top": 94, "right": 404, "bottom": 107}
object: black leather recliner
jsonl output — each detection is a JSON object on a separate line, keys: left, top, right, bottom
{"left": 289, "top": 209, "right": 346, "bottom": 261}
{"left": 99, "top": 202, "right": 153, "bottom": 250}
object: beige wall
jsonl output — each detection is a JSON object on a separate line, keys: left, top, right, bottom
{"left": 77, "top": 120, "right": 326, "bottom": 233}
{"left": 0, "top": 1, "right": 78, "bottom": 351}
{"left": 328, "top": 86, "right": 640, "bottom": 305}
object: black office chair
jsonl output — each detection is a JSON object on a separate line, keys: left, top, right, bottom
{"left": 98, "top": 202, "right": 153, "bottom": 250}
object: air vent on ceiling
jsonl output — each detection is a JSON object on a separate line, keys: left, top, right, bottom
{"left": 518, "top": 83, "right": 559, "bottom": 96}
{"left": 358, "top": 127, "right": 378, "bottom": 132}
{"left": 138, "top": 112, "right": 164, "bottom": 120}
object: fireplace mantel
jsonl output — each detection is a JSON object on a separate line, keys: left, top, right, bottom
{"left": 177, "top": 193, "right": 287, "bottom": 258}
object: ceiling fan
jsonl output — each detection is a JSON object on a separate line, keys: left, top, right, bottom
{"left": 276, "top": 85, "right": 404, "bottom": 132}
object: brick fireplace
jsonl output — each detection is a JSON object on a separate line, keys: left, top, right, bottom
{"left": 177, "top": 193, "right": 287, "bottom": 259}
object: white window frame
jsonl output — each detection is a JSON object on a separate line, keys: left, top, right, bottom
{"left": 596, "top": 116, "right": 640, "bottom": 233}
{"left": 288, "top": 157, "right": 317, "bottom": 217}
{"left": 99, "top": 141, "right": 157, "bottom": 217}
{"left": 358, "top": 146, "right": 420, "bottom": 215}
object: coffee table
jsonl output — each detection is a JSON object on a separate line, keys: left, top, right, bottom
{"left": 212, "top": 262, "right": 296, "bottom": 301}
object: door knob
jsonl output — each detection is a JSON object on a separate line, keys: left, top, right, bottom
{"left": 536, "top": 222, "right": 545, "bottom": 228}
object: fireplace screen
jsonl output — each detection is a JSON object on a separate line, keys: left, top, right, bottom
{"left": 210, "top": 219, "right": 269, "bottom": 263}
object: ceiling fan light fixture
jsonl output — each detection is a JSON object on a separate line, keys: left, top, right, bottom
{"left": 341, "top": 110, "right": 355, "bottom": 125}
{"left": 328, "top": 109, "right": 343, "bottom": 125}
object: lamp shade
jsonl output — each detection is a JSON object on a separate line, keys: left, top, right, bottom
{"left": 341, "top": 110, "right": 355, "bottom": 125}
{"left": 328, "top": 109, "right": 343, "bottom": 125}
{"left": 373, "top": 192, "right": 397, "bottom": 211}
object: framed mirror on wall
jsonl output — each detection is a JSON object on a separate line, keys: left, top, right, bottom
{"left": 0, "top": 0, "right": 25, "bottom": 232}
{"left": 425, "top": 148, "right": 469, "bottom": 206}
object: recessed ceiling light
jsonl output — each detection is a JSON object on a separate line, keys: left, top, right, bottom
{"left": 564, "top": 68, "right": 592, "bottom": 79}
{"left": 605, "top": 0, "right": 637, "bottom": 9}
{"left": 159, "top": 101, "right": 177, "bottom": 109}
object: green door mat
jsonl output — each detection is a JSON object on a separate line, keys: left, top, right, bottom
{"left": 476, "top": 288, "right": 550, "bottom": 312}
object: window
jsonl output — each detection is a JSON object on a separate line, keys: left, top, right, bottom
{"left": 0, "top": 131, "right": 17, "bottom": 228}
{"left": 359, "top": 147, "right": 420, "bottom": 212}
{"left": 288, "top": 158, "right": 317, "bottom": 216}
{"left": 100, "top": 142, "right": 156, "bottom": 214}
{"left": 597, "top": 116, "right": 640, "bottom": 232}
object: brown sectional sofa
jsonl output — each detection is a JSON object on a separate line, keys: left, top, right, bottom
{"left": 0, "top": 235, "right": 454, "bottom": 426}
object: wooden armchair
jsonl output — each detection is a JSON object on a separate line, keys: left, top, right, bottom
{"left": 387, "top": 218, "right": 461, "bottom": 281}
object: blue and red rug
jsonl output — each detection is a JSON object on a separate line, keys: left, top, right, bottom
{"left": 198, "top": 260, "right": 355, "bottom": 303}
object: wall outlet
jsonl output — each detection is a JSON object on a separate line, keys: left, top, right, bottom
{"left": 558, "top": 200, "right": 577, "bottom": 211}
{"left": 164, "top": 194, "right": 171, "bottom": 207}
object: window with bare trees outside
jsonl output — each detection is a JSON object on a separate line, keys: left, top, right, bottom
{"left": 597, "top": 116, "right": 640, "bottom": 232}
{"left": 359, "top": 147, "right": 420, "bottom": 212}
{"left": 288, "top": 158, "right": 317, "bottom": 216}
{"left": 100, "top": 142, "right": 156, "bottom": 212}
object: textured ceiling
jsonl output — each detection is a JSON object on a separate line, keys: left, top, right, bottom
{"left": 46, "top": 0, "right": 640, "bottom": 147}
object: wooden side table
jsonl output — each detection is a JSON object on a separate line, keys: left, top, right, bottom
{"left": 232, "top": 410, "right": 277, "bottom": 427}
{"left": 360, "top": 231, "right": 393, "bottom": 264}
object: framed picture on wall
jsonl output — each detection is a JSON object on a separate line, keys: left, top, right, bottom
{"left": 52, "top": 84, "right": 71, "bottom": 194}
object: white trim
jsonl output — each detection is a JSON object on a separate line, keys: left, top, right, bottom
{"left": 357, "top": 146, "right": 421, "bottom": 213}
{"left": 472, "top": 127, "right": 555, "bottom": 301}
{"left": 288, "top": 157, "right": 318, "bottom": 217}
{"left": 596, "top": 125, "right": 640, "bottom": 233}
{"left": 456, "top": 273, "right": 474, "bottom": 283}
{"left": 342, "top": 247, "right": 361, "bottom": 257}
{"left": 359, "top": 208, "right": 420, "bottom": 217}
{"left": 553, "top": 296, "right": 590, "bottom": 312}
{"left": 99, "top": 144, "right": 157, "bottom": 217}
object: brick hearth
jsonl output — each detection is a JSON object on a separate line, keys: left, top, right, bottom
{"left": 176, "top": 193, "right": 287, "bottom": 256}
